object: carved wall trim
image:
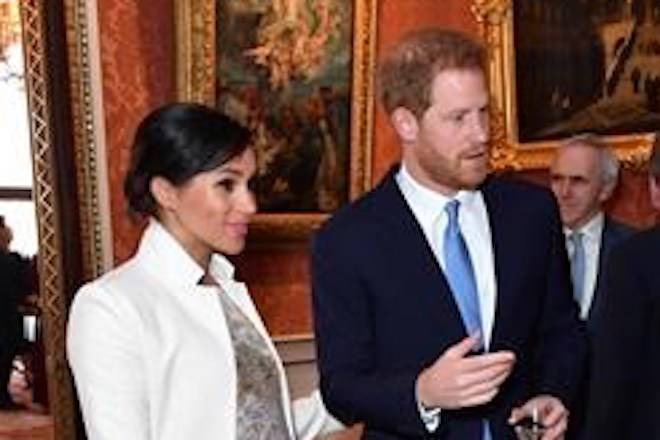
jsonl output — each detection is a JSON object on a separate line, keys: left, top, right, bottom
{"left": 21, "top": 1, "right": 75, "bottom": 438}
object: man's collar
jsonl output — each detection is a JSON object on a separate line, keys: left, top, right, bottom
{"left": 564, "top": 211, "right": 605, "bottom": 240}
{"left": 398, "top": 162, "right": 481, "bottom": 205}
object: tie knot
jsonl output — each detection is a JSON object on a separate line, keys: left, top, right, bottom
{"left": 570, "top": 231, "right": 583, "bottom": 247}
{"left": 445, "top": 199, "right": 461, "bottom": 224}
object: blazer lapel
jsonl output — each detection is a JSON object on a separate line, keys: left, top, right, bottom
{"left": 481, "top": 180, "right": 518, "bottom": 350}
{"left": 588, "top": 217, "right": 621, "bottom": 328}
{"left": 369, "top": 168, "right": 467, "bottom": 341}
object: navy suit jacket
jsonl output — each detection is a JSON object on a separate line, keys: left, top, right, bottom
{"left": 586, "top": 217, "right": 636, "bottom": 331}
{"left": 312, "top": 168, "right": 587, "bottom": 439}
{"left": 567, "top": 217, "right": 635, "bottom": 440}
{"left": 586, "top": 227, "right": 660, "bottom": 440}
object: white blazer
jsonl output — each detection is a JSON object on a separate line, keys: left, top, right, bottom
{"left": 67, "top": 221, "right": 338, "bottom": 440}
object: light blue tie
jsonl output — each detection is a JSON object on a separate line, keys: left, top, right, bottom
{"left": 443, "top": 200, "right": 491, "bottom": 440}
{"left": 570, "top": 231, "right": 586, "bottom": 304}
{"left": 443, "top": 200, "right": 483, "bottom": 340}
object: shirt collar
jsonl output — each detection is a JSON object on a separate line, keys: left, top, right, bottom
{"left": 137, "top": 220, "right": 236, "bottom": 288}
{"left": 397, "top": 162, "right": 481, "bottom": 223}
{"left": 564, "top": 211, "right": 604, "bottom": 242}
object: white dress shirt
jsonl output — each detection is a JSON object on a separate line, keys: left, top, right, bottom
{"left": 396, "top": 165, "right": 497, "bottom": 348}
{"left": 397, "top": 165, "right": 497, "bottom": 432}
{"left": 67, "top": 220, "right": 339, "bottom": 440}
{"left": 564, "top": 212, "right": 604, "bottom": 319}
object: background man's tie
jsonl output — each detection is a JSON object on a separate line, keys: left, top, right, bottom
{"left": 443, "top": 199, "right": 491, "bottom": 440}
{"left": 570, "top": 231, "right": 586, "bottom": 304}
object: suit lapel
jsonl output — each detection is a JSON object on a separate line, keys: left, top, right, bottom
{"left": 587, "top": 222, "right": 607, "bottom": 327}
{"left": 481, "top": 180, "right": 518, "bottom": 349}
{"left": 370, "top": 168, "right": 467, "bottom": 340}
{"left": 588, "top": 217, "right": 624, "bottom": 328}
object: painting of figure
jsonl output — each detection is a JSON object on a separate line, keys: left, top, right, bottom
{"left": 216, "top": 0, "right": 352, "bottom": 212}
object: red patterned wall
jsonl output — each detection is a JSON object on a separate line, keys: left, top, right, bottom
{"left": 98, "top": 0, "right": 175, "bottom": 263}
{"left": 98, "top": 0, "right": 655, "bottom": 336}
{"left": 372, "top": 0, "right": 478, "bottom": 182}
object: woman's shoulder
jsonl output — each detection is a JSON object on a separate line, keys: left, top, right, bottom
{"left": 71, "top": 256, "right": 153, "bottom": 314}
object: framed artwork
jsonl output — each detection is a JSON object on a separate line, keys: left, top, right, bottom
{"left": 0, "top": 0, "right": 108, "bottom": 437}
{"left": 472, "top": 0, "right": 655, "bottom": 170}
{"left": 176, "top": 0, "right": 376, "bottom": 238}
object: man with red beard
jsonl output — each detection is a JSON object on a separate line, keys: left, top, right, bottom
{"left": 312, "top": 28, "right": 586, "bottom": 440}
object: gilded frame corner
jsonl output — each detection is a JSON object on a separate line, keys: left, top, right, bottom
{"left": 472, "top": 0, "right": 653, "bottom": 171}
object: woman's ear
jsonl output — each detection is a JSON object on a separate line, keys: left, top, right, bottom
{"left": 390, "top": 107, "right": 419, "bottom": 143}
{"left": 150, "top": 177, "right": 178, "bottom": 211}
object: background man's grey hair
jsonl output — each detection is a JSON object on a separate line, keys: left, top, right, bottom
{"left": 561, "top": 133, "right": 619, "bottom": 187}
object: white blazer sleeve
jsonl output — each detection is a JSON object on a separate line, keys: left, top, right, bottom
{"left": 67, "top": 284, "right": 149, "bottom": 440}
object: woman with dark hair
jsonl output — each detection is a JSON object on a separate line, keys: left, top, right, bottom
{"left": 67, "top": 103, "right": 340, "bottom": 439}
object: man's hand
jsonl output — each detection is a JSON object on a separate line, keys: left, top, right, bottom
{"left": 416, "top": 334, "right": 516, "bottom": 409}
{"left": 509, "top": 395, "right": 568, "bottom": 440}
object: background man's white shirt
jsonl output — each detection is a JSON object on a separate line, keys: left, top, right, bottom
{"left": 564, "top": 212, "right": 604, "bottom": 319}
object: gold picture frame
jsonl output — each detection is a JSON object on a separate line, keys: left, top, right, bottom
{"left": 17, "top": 0, "right": 64, "bottom": 438}
{"left": 472, "top": 0, "right": 653, "bottom": 170}
{"left": 16, "top": 0, "right": 106, "bottom": 438}
{"left": 19, "top": 1, "right": 76, "bottom": 438}
{"left": 175, "top": 0, "right": 376, "bottom": 239}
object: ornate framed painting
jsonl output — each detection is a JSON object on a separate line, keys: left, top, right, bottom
{"left": 0, "top": 0, "right": 109, "bottom": 438}
{"left": 472, "top": 0, "right": 655, "bottom": 170}
{"left": 176, "top": 0, "right": 376, "bottom": 239}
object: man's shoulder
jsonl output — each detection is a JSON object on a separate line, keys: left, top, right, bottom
{"left": 316, "top": 171, "right": 398, "bottom": 238}
{"left": 482, "top": 175, "right": 556, "bottom": 211}
{"left": 604, "top": 216, "right": 637, "bottom": 239}
{"left": 608, "top": 227, "right": 660, "bottom": 286}
{"left": 0, "top": 251, "right": 28, "bottom": 265}
{"left": 618, "top": 226, "right": 660, "bottom": 253}
{"left": 604, "top": 227, "right": 660, "bottom": 273}
{"left": 485, "top": 174, "right": 551, "bottom": 194}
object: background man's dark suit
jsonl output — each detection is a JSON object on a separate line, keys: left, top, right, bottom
{"left": 586, "top": 227, "right": 660, "bottom": 440}
{"left": 567, "top": 217, "right": 634, "bottom": 440}
{"left": 0, "top": 250, "right": 32, "bottom": 407}
{"left": 312, "top": 168, "right": 586, "bottom": 439}
{"left": 585, "top": 217, "right": 636, "bottom": 331}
